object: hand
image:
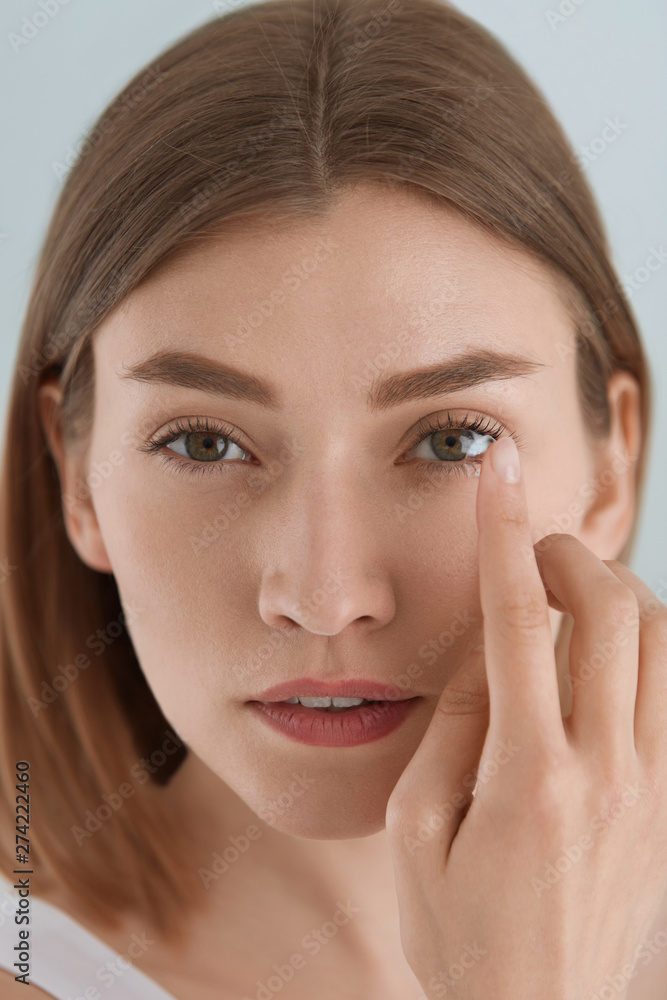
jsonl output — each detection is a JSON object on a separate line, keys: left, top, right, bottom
{"left": 385, "top": 435, "right": 667, "bottom": 999}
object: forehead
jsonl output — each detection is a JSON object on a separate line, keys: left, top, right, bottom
{"left": 95, "top": 182, "right": 576, "bottom": 392}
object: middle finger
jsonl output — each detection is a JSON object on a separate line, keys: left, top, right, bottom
{"left": 534, "top": 533, "right": 639, "bottom": 763}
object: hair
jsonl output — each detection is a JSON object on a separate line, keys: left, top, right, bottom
{"left": 0, "top": 0, "right": 652, "bottom": 943}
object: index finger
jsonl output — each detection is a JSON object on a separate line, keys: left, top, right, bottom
{"left": 476, "top": 435, "right": 566, "bottom": 754}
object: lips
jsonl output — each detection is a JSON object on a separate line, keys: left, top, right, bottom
{"left": 251, "top": 677, "right": 417, "bottom": 703}
{"left": 248, "top": 697, "right": 421, "bottom": 746}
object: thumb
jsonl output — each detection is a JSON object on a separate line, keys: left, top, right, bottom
{"left": 386, "top": 631, "right": 490, "bottom": 864}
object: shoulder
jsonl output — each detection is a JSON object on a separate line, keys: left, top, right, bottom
{"left": 0, "top": 969, "right": 56, "bottom": 997}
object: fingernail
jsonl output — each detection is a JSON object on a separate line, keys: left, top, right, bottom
{"left": 490, "top": 436, "right": 521, "bottom": 483}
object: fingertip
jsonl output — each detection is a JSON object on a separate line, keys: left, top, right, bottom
{"left": 489, "top": 436, "right": 521, "bottom": 483}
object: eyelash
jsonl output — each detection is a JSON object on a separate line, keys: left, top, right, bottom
{"left": 141, "top": 411, "right": 519, "bottom": 481}
{"left": 407, "top": 410, "right": 509, "bottom": 478}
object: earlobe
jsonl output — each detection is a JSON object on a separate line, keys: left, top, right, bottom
{"left": 578, "top": 371, "right": 642, "bottom": 562}
{"left": 37, "top": 378, "right": 114, "bottom": 575}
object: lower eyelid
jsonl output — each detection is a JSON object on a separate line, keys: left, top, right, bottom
{"left": 420, "top": 459, "right": 484, "bottom": 478}
{"left": 156, "top": 451, "right": 241, "bottom": 479}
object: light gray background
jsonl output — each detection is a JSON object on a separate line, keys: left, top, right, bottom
{"left": 1, "top": 0, "right": 665, "bottom": 590}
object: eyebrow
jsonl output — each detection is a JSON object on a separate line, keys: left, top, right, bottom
{"left": 117, "top": 348, "right": 547, "bottom": 412}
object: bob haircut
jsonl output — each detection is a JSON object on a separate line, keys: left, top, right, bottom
{"left": 0, "top": 0, "right": 652, "bottom": 944}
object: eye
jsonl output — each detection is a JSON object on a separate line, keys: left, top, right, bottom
{"left": 140, "top": 410, "right": 518, "bottom": 481}
{"left": 141, "top": 416, "right": 256, "bottom": 479}
{"left": 403, "top": 410, "right": 507, "bottom": 478}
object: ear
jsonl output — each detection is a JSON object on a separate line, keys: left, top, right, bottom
{"left": 37, "top": 376, "right": 114, "bottom": 574}
{"left": 577, "top": 370, "right": 642, "bottom": 562}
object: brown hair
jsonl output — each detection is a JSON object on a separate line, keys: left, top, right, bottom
{"left": 0, "top": 0, "right": 652, "bottom": 942}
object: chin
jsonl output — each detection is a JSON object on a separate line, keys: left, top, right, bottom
{"left": 193, "top": 728, "right": 425, "bottom": 840}
{"left": 229, "top": 762, "right": 402, "bottom": 841}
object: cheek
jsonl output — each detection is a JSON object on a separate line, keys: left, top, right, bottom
{"left": 91, "top": 464, "right": 260, "bottom": 733}
{"left": 394, "top": 495, "right": 484, "bottom": 668}
{"left": 518, "top": 383, "right": 595, "bottom": 544}
{"left": 523, "top": 446, "right": 593, "bottom": 546}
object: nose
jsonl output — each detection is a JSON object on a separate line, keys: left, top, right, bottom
{"left": 259, "top": 562, "right": 396, "bottom": 635}
{"left": 257, "top": 471, "right": 397, "bottom": 636}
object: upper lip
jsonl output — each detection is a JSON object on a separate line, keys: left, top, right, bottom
{"left": 251, "top": 677, "right": 419, "bottom": 703}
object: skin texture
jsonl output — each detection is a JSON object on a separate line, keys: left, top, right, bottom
{"left": 35, "top": 181, "right": 667, "bottom": 998}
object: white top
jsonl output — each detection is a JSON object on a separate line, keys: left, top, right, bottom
{"left": 0, "top": 871, "right": 179, "bottom": 999}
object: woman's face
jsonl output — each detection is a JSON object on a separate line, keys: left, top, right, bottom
{"left": 59, "top": 181, "right": 631, "bottom": 839}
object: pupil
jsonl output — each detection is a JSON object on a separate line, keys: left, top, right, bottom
{"left": 444, "top": 435, "right": 457, "bottom": 447}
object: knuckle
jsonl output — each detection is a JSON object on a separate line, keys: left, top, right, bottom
{"left": 497, "top": 590, "right": 549, "bottom": 633}
{"left": 589, "top": 767, "right": 647, "bottom": 821}
{"left": 436, "top": 682, "right": 490, "bottom": 717}
{"left": 526, "top": 747, "right": 572, "bottom": 825}
{"left": 590, "top": 578, "right": 638, "bottom": 625}
{"left": 529, "top": 771, "right": 569, "bottom": 829}
{"left": 496, "top": 496, "right": 526, "bottom": 527}
{"left": 385, "top": 791, "right": 414, "bottom": 835}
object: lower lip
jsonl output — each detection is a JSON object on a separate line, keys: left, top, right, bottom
{"left": 246, "top": 698, "right": 421, "bottom": 747}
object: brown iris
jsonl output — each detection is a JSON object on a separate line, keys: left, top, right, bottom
{"left": 184, "top": 431, "right": 228, "bottom": 462}
{"left": 431, "top": 428, "right": 477, "bottom": 462}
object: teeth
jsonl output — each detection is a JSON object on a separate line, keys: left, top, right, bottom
{"left": 282, "top": 696, "right": 368, "bottom": 708}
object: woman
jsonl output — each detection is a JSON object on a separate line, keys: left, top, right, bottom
{"left": 0, "top": 0, "right": 665, "bottom": 996}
